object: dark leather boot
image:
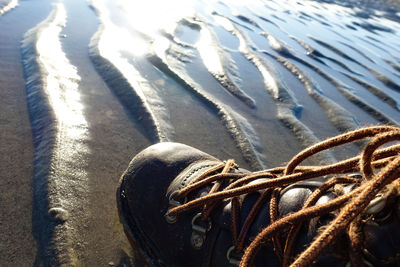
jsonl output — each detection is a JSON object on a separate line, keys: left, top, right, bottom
{"left": 117, "top": 142, "right": 400, "bottom": 267}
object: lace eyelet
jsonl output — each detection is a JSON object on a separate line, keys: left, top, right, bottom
{"left": 191, "top": 213, "right": 212, "bottom": 249}
{"left": 226, "top": 246, "right": 243, "bottom": 266}
{"left": 365, "top": 193, "right": 387, "bottom": 215}
{"left": 165, "top": 191, "right": 187, "bottom": 224}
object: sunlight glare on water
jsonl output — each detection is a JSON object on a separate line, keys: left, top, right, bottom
{"left": 197, "top": 27, "right": 225, "bottom": 75}
{"left": 114, "top": 27, "right": 148, "bottom": 56}
{"left": 93, "top": 0, "right": 197, "bottom": 57}
{"left": 118, "top": 0, "right": 197, "bottom": 34}
{"left": 36, "top": 3, "right": 87, "bottom": 139}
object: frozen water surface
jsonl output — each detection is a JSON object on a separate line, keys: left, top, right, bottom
{"left": 0, "top": 0, "right": 399, "bottom": 265}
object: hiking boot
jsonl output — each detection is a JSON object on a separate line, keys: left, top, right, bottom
{"left": 117, "top": 127, "right": 400, "bottom": 267}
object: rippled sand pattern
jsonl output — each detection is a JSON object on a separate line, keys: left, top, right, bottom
{"left": 0, "top": 0, "right": 399, "bottom": 265}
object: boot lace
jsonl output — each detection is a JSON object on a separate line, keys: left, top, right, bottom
{"left": 167, "top": 125, "right": 400, "bottom": 266}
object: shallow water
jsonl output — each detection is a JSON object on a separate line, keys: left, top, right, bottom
{"left": 88, "top": 0, "right": 400, "bottom": 163}
{"left": 1, "top": 0, "right": 400, "bottom": 265}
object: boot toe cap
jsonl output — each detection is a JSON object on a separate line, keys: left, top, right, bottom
{"left": 118, "top": 142, "right": 219, "bottom": 213}
{"left": 116, "top": 142, "right": 220, "bottom": 265}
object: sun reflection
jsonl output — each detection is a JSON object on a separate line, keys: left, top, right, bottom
{"left": 36, "top": 3, "right": 88, "bottom": 139}
{"left": 114, "top": 28, "right": 149, "bottom": 56}
{"left": 118, "top": 0, "right": 196, "bottom": 35}
{"left": 197, "top": 27, "right": 224, "bottom": 75}
{"left": 214, "top": 15, "right": 234, "bottom": 32}
{"left": 0, "top": 0, "right": 18, "bottom": 15}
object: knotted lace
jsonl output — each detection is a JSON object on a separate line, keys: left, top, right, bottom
{"left": 167, "top": 125, "right": 400, "bottom": 266}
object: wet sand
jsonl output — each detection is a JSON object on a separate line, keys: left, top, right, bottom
{"left": 0, "top": 1, "right": 52, "bottom": 265}
{"left": 0, "top": 0, "right": 399, "bottom": 266}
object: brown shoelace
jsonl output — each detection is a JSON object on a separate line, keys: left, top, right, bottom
{"left": 167, "top": 125, "right": 400, "bottom": 266}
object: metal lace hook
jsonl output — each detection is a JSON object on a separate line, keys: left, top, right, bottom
{"left": 165, "top": 190, "right": 187, "bottom": 224}
{"left": 191, "top": 213, "right": 212, "bottom": 249}
{"left": 226, "top": 246, "right": 243, "bottom": 266}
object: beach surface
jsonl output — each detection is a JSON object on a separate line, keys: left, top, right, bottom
{"left": 0, "top": 0, "right": 399, "bottom": 265}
